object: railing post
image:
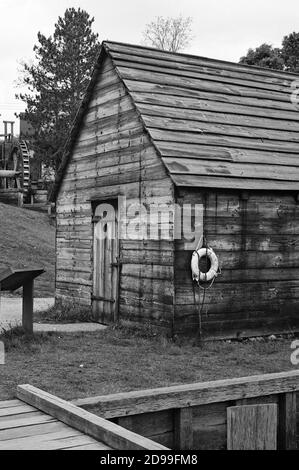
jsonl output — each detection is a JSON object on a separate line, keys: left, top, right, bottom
{"left": 174, "top": 407, "right": 193, "bottom": 450}
{"left": 278, "top": 392, "right": 297, "bottom": 450}
{"left": 227, "top": 404, "right": 277, "bottom": 450}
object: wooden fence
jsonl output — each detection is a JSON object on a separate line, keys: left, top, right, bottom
{"left": 73, "top": 370, "right": 299, "bottom": 450}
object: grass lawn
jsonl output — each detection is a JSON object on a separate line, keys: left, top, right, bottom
{"left": 0, "top": 203, "right": 55, "bottom": 297}
{"left": 0, "top": 326, "right": 297, "bottom": 401}
{"left": 34, "top": 301, "right": 96, "bottom": 323}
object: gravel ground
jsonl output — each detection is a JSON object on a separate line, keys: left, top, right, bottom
{"left": 0, "top": 297, "right": 105, "bottom": 332}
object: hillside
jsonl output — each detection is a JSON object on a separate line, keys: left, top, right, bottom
{"left": 0, "top": 203, "right": 55, "bottom": 297}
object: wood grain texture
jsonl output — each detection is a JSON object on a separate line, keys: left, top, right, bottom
{"left": 278, "top": 392, "right": 297, "bottom": 449}
{"left": 104, "top": 42, "right": 299, "bottom": 190}
{"left": 0, "top": 433, "right": 111, "bottom": 451}
{"left": 0, "top": 400, "right": 23, "bottom": 409}
{"left": 0, "top": 399, "right": 112, "bottom": 450}
{"left": 55, "top": 54, "right": 175, "bottom": 325}
{"left": 72, "top": 374, "right": 298, "bottom": 450}
{"left": 17, "top": 385, "right": 169, "bottom": 450}
{"left": 72, "top": 370, "right": 299, "bottom": 418}
{"left": 54, "top": 42, "right": 299, "bottom": 335}
{"left": 174, "top": 188, "right": 299, "bottom": 335}
{"left": 53, "top": 40, "right": 299, "bottom": 200}
{"left": 104, "top": 41, "right": 298, "bottom": 83}
{"left": 192, "top": 401, "right": 230, "bottom": 450}
{"left": 227, "top": 404, "right": 278, "bottom": 450}
{"left": 0, "top": 412, "right": 56, "bottom": 430}
{"left": 174, "top": 407, "right": 193, "bottom": 450}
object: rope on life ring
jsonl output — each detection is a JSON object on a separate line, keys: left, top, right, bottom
{"left": 191, "top": 247, "right": 219, "bottom": 284}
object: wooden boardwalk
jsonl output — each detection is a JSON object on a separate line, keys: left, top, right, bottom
{"left": 0, "top": 399, "right": 111, "bottom": 450}
{"left": 0, "top": 386, "right": 168, "bottom": 451}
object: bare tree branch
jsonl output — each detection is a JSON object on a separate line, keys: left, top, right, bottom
{"left": 143, "top": 15, "right": 193, "bottom": 52}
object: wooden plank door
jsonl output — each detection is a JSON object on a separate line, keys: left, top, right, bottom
{"left": 92, "top": 202, "right": 119, "bottom": 324}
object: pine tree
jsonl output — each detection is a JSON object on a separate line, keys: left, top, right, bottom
{"left": 17, "top": 8, "right": 100, "bottom": 171}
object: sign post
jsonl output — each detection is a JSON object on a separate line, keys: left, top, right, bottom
{"left": 0, "top": 267, "right": 45, "bottom": 334}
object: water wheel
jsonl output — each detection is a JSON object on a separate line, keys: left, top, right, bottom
{"left": 3, "top": 140, "right": 30, "bottom": 193}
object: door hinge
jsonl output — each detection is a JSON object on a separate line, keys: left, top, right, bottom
{"left": 91, "top": 295, "right": 115, "bottom": 303}
{"left": 111, "top": 257, "right": 122, "bottom": 268}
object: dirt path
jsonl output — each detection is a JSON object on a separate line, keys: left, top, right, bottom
{"left": 0, "top": 297, "right": 106, "bottom": 332}
{"left": 0, "top": 297, "right": 54, "bottom": 329}
{"left": 34, "top": 323, "right": 106, "bottom": 332}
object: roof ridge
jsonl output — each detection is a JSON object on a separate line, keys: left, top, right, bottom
{"left": 103, "top": 40, "right": 299, "bottom": 80}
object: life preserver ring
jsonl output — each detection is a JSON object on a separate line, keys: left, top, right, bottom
{"left": 191, "top": 247, "right": 219, "bottom": 283}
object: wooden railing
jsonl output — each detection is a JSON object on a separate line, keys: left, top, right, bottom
{"left": 73, "top": 370, "right": 299, "bottom": 450}
{"left": 17, "top": 385, "right": 169, "bottom": 450}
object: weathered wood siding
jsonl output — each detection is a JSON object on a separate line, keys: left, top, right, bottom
{"left": 174, "top": 189, "right": 299, "bottom": 336}
{"left": 56, "top": 54, "right": 175, "bottom": 329}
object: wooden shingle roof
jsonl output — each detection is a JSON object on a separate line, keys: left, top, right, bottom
{"left": 51, "top": 41, "right": 299, "bottom": 200}
{"left": 106, "top": 42, "right": 299, "bottom": 191}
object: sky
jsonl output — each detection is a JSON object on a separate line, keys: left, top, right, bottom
{"left": 1, "top": 0, "right": 299, "bottom": 133}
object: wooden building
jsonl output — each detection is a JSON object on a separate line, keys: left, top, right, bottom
{"left": 50, "top": 42, "right": 299, "bottom": 338}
